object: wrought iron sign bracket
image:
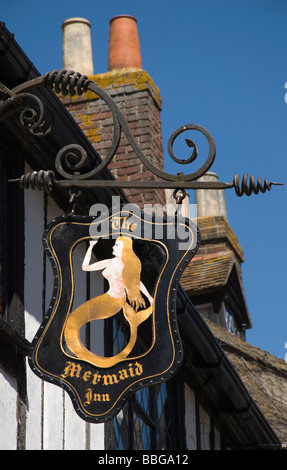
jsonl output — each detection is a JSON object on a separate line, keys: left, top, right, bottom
{"left": 0, "top": 69, "right": 282, "bottom": 199}
{"left": 0, "top": 69, "right": 283, "bottom": 423}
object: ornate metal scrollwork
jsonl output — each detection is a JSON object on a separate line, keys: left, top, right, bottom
{"left": 55, "top": 144, "right": 90, "bottom": 179}
{"left": 46, "top": 70, "right": 121, "bottom": 180}
{"left": 0, "top": 69, "right": 282, "bottom": 196}
{"left": 0, "top": 81, "right": 53, "bottom": 137}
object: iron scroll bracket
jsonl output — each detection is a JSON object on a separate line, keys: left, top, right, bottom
{"left": 0, "top": 69, "right": 282, "bottom": 197}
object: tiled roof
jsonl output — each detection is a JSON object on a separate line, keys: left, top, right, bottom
{"left": 180, "top": 250, "right": 235, "bottom": 294}
{"left": 205, "top": 319, "right": 287, "bottom": 446}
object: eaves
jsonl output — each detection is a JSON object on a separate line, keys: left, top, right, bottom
{"left": 177, "top": 285, "right": 281, "bottom": 449}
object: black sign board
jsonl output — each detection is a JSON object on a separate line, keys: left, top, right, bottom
{"left": 29, "top": 206, "right": 200, "bottom": 422}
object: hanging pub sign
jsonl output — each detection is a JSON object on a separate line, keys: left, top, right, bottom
{"left": 29, "top": 204, "right": 200, "bottom": 422}
{"left": 2, "top": 70, "right": 281, "bottom": 423}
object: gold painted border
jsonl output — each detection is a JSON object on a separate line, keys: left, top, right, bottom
{"left": 33, "top": 211, "right": 195, "bottom": 418}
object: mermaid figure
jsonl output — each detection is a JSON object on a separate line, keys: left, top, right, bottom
{"left": 64, "top": 236, "right": 153, "bottom": 368}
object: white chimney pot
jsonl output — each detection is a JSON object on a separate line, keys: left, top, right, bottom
{"left": 62, "top": 18, "right": 94, "bottom": 75}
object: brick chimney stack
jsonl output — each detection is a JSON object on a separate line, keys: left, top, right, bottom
{"left": 60, "top": 15, "right": 165, "bottom": 207}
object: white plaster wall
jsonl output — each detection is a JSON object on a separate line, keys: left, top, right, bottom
{"left": 24, "top": 187, "right": 44, "bottom": 450}
{"left": 0, "top": 370, "right": 18, "bottom": 450}
{"left": 184, "top": 383, "right": 197, "bottom": 450}
{"left": 23, "top": 172, "right": 105, "bottom": 450}
{"left": 199, "top": 405, "right": 210, "bottom": 450}
{"left": 184, "top": 383, "right": 221, "bottom": 450}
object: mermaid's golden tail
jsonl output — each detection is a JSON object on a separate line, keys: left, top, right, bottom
{"left": 122, "top": 303, "right": 153, "bottom": 327}
{"left": 63, "top": 294, "right": 152, "bottom": 368}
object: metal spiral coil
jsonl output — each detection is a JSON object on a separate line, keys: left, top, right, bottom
{"left": 233, "top": 174, "right": 281, "bottom": 197}
{"left": 44, "top": 69, "right": 92, "bottom": 97}
{"left": 18, "top": 170, "right": 55, "bottom": 192}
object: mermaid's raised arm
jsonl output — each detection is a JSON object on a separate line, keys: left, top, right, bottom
{"left": 82, "top": 240, "right": 110, "bottom": 272}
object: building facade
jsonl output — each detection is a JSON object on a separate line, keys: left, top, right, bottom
{"left": 0, "top": 17, "right": 285, "bottom": 450}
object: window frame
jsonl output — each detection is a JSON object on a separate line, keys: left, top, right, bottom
{"left": 0, "top": 149, "right": 25, "bottom": 334}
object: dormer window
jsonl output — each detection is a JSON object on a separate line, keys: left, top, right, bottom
{"left": 224, "top": 304, "right": 241, "bottom": 338}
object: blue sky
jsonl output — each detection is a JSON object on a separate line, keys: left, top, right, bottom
{"left": 2, "top": 0, "right": 287, "bottom": 358}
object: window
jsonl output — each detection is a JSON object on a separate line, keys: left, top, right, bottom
{"left": 0, "top": 150, "right": 24, "bottom": 332}
{"left": 111, "top": 316, "right": 182, "bottom": 450}
{"left": 196, "top": 303, "right": 214, "bottom": 321}
{"left": 113, "top": 381, "right": 179, "bottom": 450}
{"left": 224, "top": 304, "right": 241, "bottom": 337}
